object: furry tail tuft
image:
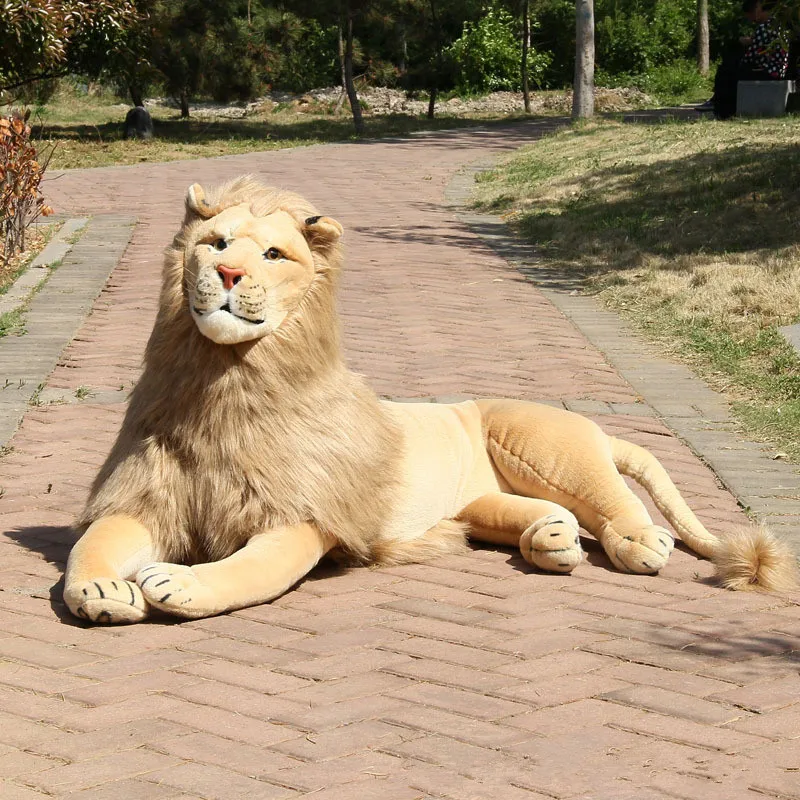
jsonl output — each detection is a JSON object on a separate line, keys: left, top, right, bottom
{"left": 369, "top": 519, "right": 470, "bottom": 567}
{"left": 714, "top": 524, "right": 798, "bottom": 592}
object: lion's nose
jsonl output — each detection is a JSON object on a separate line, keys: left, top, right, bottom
{"left": 217, "top": 264, "right": 247, "bottom": 291}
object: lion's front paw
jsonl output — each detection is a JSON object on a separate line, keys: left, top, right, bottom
{"left": 520, "top": 514, "right": 583, "bottom": 574}
{"left": 604, "top": 524, "right": 674, "bottom": 574}
{"left": 136, "top": 563, "right": 218, "bottom": 619}
{"left": 64, "top": 578, "right": 149, "bottom": 624}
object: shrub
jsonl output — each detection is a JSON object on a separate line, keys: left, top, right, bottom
{"left": 447, "top": 4, "right": 552, "bottom": 94}
{"left": 597, "top": 59, "right": 713, "bottom": 104}
{"left": 595, "top": 0, "right": 695, "bottom": 75}
{"left": 0, "top": 110, "right": 53, "bottom": 265}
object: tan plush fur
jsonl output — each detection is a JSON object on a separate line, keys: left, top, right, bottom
{"left": 62, "top": 177, "right": 797, "bottom": 625}
{"left": 713, "top": 524, "right": 798, "bottom": 592}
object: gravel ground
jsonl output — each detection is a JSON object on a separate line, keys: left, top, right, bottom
{"left": 145, "top": 86, "right": 655, "bottom": 119}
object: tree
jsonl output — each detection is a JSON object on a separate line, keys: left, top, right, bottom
{"left": 696, "top": 0, "right": 710, "bottom": 75}
{"left": 0, "top": 0, "right": 140, "bottom": 96}
{"left": 341, "top": 1, "right": 365, "bottom": 133}
{"left": 572, "top": 0, "right": 594, "bottom": 118}
{"left": 521, "top": 0, "right": 531, "bottom": 112}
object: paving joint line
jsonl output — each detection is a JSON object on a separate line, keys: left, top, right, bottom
{"left": 445, "top": 161, "right": 800, "bottom": 548}
{"left": 0, "top": 214, "right": 136, "bottom": 447}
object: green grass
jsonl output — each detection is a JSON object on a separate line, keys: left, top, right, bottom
{"left": 0, "top": 308, "right": 26, "bottom": 338}
{"left": 474, "top": 116, "right": 800, "bottom": 460}
{"left": 22, "top": 89, "right": 526, "bottom": 170}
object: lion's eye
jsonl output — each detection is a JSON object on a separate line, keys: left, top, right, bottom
{"left": 264, "top": 247, "right": 283, "bottom": 261}
{"left": 212, "top": 239, "right": 227, "bottom": 251}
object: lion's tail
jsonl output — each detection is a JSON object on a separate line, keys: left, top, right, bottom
{"left": 611, "top": 437, "right": 798, "bottom": 592}
{"left": 369, "top": 520, "right": 470, "bottom": 567}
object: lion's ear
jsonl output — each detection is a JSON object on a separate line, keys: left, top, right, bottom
{"left": 186, "top": 184, "right": 216, "bottom": 219}
{"left": 303, "top": 215, "right": 343, "bottom": 251}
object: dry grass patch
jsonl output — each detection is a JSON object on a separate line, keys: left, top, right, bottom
{"left": 475, "top": 116, "right": 800, "bottom": 459}
{"left": 0, "top": 222, "right": 58, "bottom": 293}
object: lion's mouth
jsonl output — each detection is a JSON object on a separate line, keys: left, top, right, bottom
{"left": 193, "top": 304, "right": 265, "bottom": 325}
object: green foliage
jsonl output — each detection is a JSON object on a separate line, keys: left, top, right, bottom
{"left": 2, "top": 0, "right": 766, "bottom": 114}
{"left": 530, "top": 0, "right": 575, "bottom": 88}
{"left": 447, "top": 4, "right": 551, "bottom": 93}
{"left": 597, "top": 59, "right": 713, "bottom": 104}
{"left": 595, "top": 0, "right": 695, "bottom": 75}
{"left": 253, "top": 12, "right": 338, "bottom": 94}
{"left": 0, "top": 0, "right": 140, "bottom": 95}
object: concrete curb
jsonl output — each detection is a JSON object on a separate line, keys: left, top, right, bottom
{"left": 0, "top": 215, "right": 135, "bottom": 447}
{"left": 0, "top": 217, "right": 88, "bottom": 317}
{"left": 779, "top": 323, "right": 800, "bottom": 356}
{"left": 446, "top": 162, "right": 800, "bottom": 549}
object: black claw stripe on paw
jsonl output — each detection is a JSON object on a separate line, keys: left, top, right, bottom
{"left": 111, "top": 581, "right": 119, "bottom": 591}
{"left": 139, "top": 573, "right": 161, "bottom": 588}
{"left": 127, "top": 582, "right": 136, "bottom": 605}
{"left": 155, "top": 579, "right": 171, "bottom": 588}
{"left": 93, "top": 582, "right": 106, "bottom": 599}
{"left": 160, "top": 593, "right": 172, "bottom": 603}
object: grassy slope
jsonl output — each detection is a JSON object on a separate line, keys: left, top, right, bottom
{"left": 474, "top": 117, "right": 800, "bottom": 459}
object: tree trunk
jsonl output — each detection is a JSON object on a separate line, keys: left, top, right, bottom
{"left": 427, "top": 87, "right": 437, "bottom": 118}
{"left": 427, "top": 0, "right": 441, "bottom": 119}
{"left": 343, "top": 9, "right": 364, "bottom": 135}
{"left": 521, "top": 0, "right": 531, "bottom": 113}
{"left": 572, "top": 0, "right": 595, "bottom": 119}
{"left": 399, "top": 23, "right": 408, "bottom": 76}
{"left": 696, "top": 0, "right": 710, "bottom": 76}
{"left": 335, "top": 22, "right": 347, "bottom": 114}
{"left": 129, "top": 84, "right": 144, "bottom": 107}
{"left": 179, "top": 92, "right": 190, "bottom": 118}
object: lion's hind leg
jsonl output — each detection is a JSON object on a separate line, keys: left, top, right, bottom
{"left": 64, "top": 515, "right": 155, "bottom": 624}
{"left": 458, "top": 493, "right": 583, "bottom": 573}
{"left": 478, "top": 398, "right": 674, "bottom": 575}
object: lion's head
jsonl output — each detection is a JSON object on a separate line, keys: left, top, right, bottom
{"left": 175, "top": 179, "right": 343, "bottom": 346}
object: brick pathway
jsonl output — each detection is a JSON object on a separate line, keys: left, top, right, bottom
{"left": 1, "top": 120, "right": 799, "bottom": 799}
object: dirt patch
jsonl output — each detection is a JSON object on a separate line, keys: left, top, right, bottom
{"left": 145, "top": 86, "right": 655, "bottom": 120}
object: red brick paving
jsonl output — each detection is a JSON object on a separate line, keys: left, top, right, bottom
{"left": 0, "top": 121, "right": 799, "bottom": 798}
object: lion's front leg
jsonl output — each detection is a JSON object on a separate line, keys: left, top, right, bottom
{"left": 64, "top": 515, "right": 156, "bottom": 624}
{"left": 137, "top": 522, "right": 337, "bottom": 619}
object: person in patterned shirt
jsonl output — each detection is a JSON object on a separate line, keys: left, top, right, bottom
{"left": 740, "top": 0, "right": 789, "bottom": 78}
{"left": 706, "top": 0, "right": 790, "bottom": 119}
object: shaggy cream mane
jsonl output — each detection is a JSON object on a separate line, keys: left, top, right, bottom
{"left": 78, "top": 176, "right": 406, "bottom": 565}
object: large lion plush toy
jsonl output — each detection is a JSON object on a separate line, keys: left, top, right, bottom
{"left": 63, "top": 177, "right": 796, "bottom": 624}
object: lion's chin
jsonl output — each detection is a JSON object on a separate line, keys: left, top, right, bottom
{"left": 192, "top": 307, "right": 274, "bottom": 345}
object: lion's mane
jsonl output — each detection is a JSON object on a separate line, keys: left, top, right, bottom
{"left": 78, "top": 176, "right": 403, "bottom": 565}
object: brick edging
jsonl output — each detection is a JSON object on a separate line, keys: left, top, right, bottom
{"left": 445, "top": 163, "right": 800, "bottom": 549}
